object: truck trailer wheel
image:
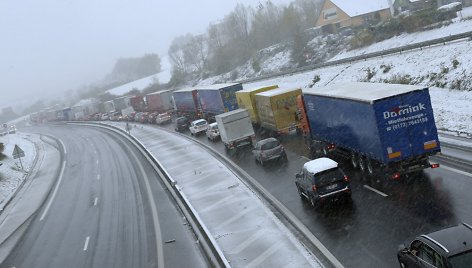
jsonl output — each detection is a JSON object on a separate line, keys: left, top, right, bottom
{"left": 359, "top": 156, "right": 366, "bottom": 172}
{"left": 367, "top": 159, "right": 375, "bottom": 175}
{"left": 351, "top": 154, "right": 358, "bottom": 169}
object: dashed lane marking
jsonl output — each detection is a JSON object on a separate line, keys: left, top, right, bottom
{"left": 83, "top": 236, "right": 90, "bottom": 251}
{"left": 363, "top": 185, "right": 388, "bottom": 197}
{"left": 96, "top": 174, "right": 100, "bottom": 180}
{"left": 93, "top": 197, "right": 98, "bottom": 206}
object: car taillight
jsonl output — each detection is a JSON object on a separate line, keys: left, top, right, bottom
{"left": 391, "top": 172, "right": 401, "bottom": 180}
{"left": 312, "top": 185, "right": 317, "bottom": 192}
{"left": 431, "top": 163, "right": 440, "bottom": 168}
{"left": 328, "top": 144, "right": 336, "bottom": 150}
{"left": 343, "top": 175, "right": 349, "bottom": 182}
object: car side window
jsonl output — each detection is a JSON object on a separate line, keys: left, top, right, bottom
{"left": 418, "top": 244, "right": 435, "bottom": 266}
{"left": 410, "top": 240, "right": 422, "bottom": 256}
{"left": 433, "top": 251, "right": 444, "bottom": 268}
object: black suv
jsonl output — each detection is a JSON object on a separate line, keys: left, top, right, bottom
{"left": 397, "top": 223, "right": 472, "bottom": 268}
{"left": 174, "top": 116, "right": 189, "bottom": 132}
{"left": 294, "top": 157, "right": 351, "bottom": 207}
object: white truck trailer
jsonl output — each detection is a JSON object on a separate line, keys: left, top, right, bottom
{"left": 215, "top": 109, "right": 255, "bottom": 152}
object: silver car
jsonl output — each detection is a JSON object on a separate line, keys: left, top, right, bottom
{"left": 206, "top": 122, "right": 220, "bottom": 141}
{"left": 252, "top": 137, "right": 287, "bottom": 166}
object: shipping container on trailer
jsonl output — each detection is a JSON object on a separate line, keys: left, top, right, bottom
{"left": 303, "top": 82, "right": 441, "bottom": 177}
{"left": 255, "top": 87, "right": 302, "bottom": 135}
{"left": 113, "top": 96, "right": 131, "bottom": 111}
{"left": 236, "top": 85, "right": 278, "bottom": 125}
{"left": 130, "top": 96, "right": 146, "bottom": 112}
{"left": 215, "top": 108, "right": 256, "bottom": 152}
{"left": 196, "top": 83, "right": 241, "bottom": 120}
{"left": 173, "top": 87, "right": 200, "bottom": 119}
{"left": 146, "top": 90, "right": 174, "bottom": 113}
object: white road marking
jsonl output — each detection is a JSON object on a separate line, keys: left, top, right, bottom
{"left": 96, "top": 174, "right": 100, "bottom": 180}
{"left": 363, "top": 185, "right": 388, "bottom": 197}
{"left": 245, "top": 242, "right": 283, "bottom": 268}
{"left": 96, "top": 159, "right": 99, "bottom": 165}
{"left": 128, "top": 149, "right": 164, "bottom": 268}
{"left": 232, "top": 230, "right": 265, "bottom": 254}
{"left": 199, "top": 195, "right": 234, "bottom": 213}
{"left": 93, "top": 197, "right": 98, "bottom": 206}
{"left": 218, "top": 207, "right": 256, "bottom": 229}
{"left": 58, "top": 138, "right": 67, "bottom": 155}
{"left": 301, "top": 156, "right": 311, "bottom": 161}
{"left": 440, "top": 165, "right": 472, "bottom": 178}
{"left": 40, "top": 160, "right": 67, "bottom": 221}
{"left": 83, "top": 236, "right": 90, "bottom": 251}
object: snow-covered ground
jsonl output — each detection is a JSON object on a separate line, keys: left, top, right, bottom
{"left": 0, "top": 133, "right": 36, "bottom": 211}
{"left": 106, "top": 73, "right": 160, "bottom": 96}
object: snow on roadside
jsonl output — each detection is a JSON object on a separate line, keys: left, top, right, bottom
{"left": 242, "top": 38, "right": 472, "bottom": 134}
{"left": 331, "top": 6, "right": 472, "bottom": 61}
{"left": 0, "top": 133, "right": 37, "bottom": 211}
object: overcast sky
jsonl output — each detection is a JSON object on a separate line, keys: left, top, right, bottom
{"left": 0, "top": 0, "right": 294, "bottom": 111}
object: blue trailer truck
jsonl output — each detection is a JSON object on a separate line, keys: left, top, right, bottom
{"left": 302, "top": 82, "right": 441, "bottom": 178}
{"left": 196, "top": 83, "right": 242, "bottom": 121}
{"left": 173, "top": 88, "right": 200, "bottom": 120}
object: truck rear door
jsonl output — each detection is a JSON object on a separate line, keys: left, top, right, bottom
{"left": 376, "top": 89, "right": 439, "bottom": 163}
{"left": 400, "top": 90, "right": 440, "bottom": 157}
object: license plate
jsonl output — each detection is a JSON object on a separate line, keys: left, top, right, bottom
{"left": 325, "top": 184, "right": 337, "bottom": 190}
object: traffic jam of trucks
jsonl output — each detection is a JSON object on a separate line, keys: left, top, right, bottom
{"left": 32, "top": 81, "right": 441, "bottom": 185}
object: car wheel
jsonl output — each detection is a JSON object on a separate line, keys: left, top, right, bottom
{"left": 367, "top": 159, "right": 375, "bottom": 175}
{"left": 296, "top": 185, "right": 304, "bottom": 199}
{"left": 310, "top": 195, "right": 316, "bottom": 207}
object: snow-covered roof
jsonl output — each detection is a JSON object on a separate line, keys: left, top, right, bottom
{"left": 106, "top": 74, "right": 159, "bottom": 96}
{"left": 256, "top": 87, "right": 301, "bottom": 97}
{"left": 174, "top": 87, "right": 196, "bottom": 93}
{"left": 303, "top": 157, "right": 338, "bottom": 174}
{"left": 196, "top": 83, "right": 240, "bottom": 90}
{"left": 303, "top": 82, "right": 426, "bottom": 104}
{"left": 438, "top": 2, "right": 462, "bottom": 11}
{"left": 238, "top": 85, "right": 278, "bottom": 93}
{"left": 146, "top": 89, "right": 171, "bottom": 96}
{"left": 331, "top": 0, "right": 390, "bottom": 17}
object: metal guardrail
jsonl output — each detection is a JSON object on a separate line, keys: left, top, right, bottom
{"left": 237, "top": 30, "right": 472, "bottom": 85}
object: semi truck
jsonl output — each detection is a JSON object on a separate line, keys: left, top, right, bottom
{"left": 146, "top": 90, "right": 173, "bottom": 113}
{"left": 173, "top": 88, "right": 200, "bottom": 119}
{"left": 130, "top": 96, "right": 146, "bottom": 112}
{"left": 236, "top": 85, "right": 278, "bottom": 125}
{"left": 113, "top": 96, "right": 131, "bottom": 111}
{"left": 255, "top": 87, "right": 303, "bottom": 135}
{"left": 215, "top": 109, "right": 256, "bottom": 152}
{"left": 302, "top": 82, "right": 441, "bottom": 178}
{"left": 196, "top": 83, "right": 242, "bottom": 121}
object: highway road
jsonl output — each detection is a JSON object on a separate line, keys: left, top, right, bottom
{"left": 2, "top": 125, "right": 208, "bottom": 268}
{"left": 145, "top": 121, "right": 472, "bottom": 268}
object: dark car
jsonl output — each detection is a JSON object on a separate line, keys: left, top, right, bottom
{"left": 397, "top": 223, "right": 472, "bottom": 268}
{"left": 295, "top": 157, "right": 351, "bottom": 207}
{"left": 252, "top": 137, "right": 286, "bottom": 166}
{"left": 174, "top": 116, "right": 189, "bottom": 132}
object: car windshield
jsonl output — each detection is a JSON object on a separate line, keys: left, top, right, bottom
{"left": 315, "top": 168, "right": 344, "bottom": 186}
{"left": 449, "top": 250, "right": 472, "bottom": 268}
{"left": 177, "top": 118, "right": 186, "bottom": 123}
{"left": 261, "top": 140, "right": 279, "bottom": 150}
{"left": 195, "top": 121, "right": 206, "bottom": 126}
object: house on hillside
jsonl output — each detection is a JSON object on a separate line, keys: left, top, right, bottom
{"left": 315, "top": 0, "right": 393, "bottom": 33}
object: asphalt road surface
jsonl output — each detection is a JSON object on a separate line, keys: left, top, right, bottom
{"left": 2, "top": 125, "right": 207, "bottom": 268}
{"left": 155, "top": 121, "right": 472, "bottom": 268}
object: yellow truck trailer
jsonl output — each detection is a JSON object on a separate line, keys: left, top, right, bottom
{"left": 255, "top": 87, "right": 302, "bottom": 135}
{"left": 236, "top": 85, "right": 278, "bottom": 124}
